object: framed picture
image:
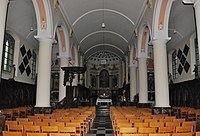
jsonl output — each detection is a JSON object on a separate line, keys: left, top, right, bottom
{"left": 53, "top": 79, "right": 59, "bottom": 90}
{"left": 51, "top": 72, "right": 59, "bottom": 90}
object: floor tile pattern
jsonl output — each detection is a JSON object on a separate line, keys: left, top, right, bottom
{"left": 87, "top": 106, "right": 114, "bottom": 136}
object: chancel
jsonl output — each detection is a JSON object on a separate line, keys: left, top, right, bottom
{"left": 1, "top": 0, "right": 200, "bottom": 135}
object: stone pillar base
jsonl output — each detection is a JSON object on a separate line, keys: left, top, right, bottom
{"left": 137, "top": 103, "right": 152, "bottom": 108}
{"left": 33, "top": 107, "right": 53, "bottom": 114}
{"left": 152, "top": 107, "right": 174, "bottom": 115}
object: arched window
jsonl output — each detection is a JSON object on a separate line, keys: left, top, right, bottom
{"left": 2, "top": 33, "right": 15, "bottom": 72}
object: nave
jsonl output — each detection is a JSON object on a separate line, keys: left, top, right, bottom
{"left": 1, "top": 106, "right": 200, "bottom": 136}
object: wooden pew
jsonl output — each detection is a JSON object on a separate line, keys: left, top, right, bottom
{"left": 2, "top": 131, "right": 23, "bottom": 136}
{"left": 7, "top": 124, "right": 23, "bottom": 132}
{"left": 41, "top": 126, "right": 58, "bottom": 133}
{"left": 172, "top": 133, "right": 194, "bottom": 136}
{"left": 26, "top": 132, "right": 48, "bottom": 136}
{"left": 24, "top": 125, "right": 41, "bottom": 133}
{"left": 49, "top": 133, "right": 71, "bottom": 136}
{"left": 138, "top": 127, "right": 156, "bottom": 134}
{"left": 158, "top": 126, "right": 175, "bottom": 133}
{"left": 149, "top": 134, "right": 171, "bottom": 136}
{"left": 175, "top": 126, "right": 193, "bottom": 133}
{"left": 182, "top": 121, "right": 196, "bottom": 132}
{"left": 119, "top": 127, "right": 137, "bottom": 135}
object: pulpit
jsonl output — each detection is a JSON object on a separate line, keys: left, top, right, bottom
{"left": 61, "top": 66, "right": 86, "bottom": 86}
{"left": 54, "top": 66, "right": 86, "bottom": 108}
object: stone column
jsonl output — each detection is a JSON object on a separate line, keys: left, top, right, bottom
{"left": 153, "top": 39, "right": 170, "bottom": 107}
{"left": 85, "top": 65, "right": 90, "bottom": 87}
{"left": 136, "top": 67, "right": 139, "bottom": 94}
{"left": 138, "top": 57, "right": 148, "bottom": 104}
{"left": 59, "top": 57, "right": 69, "bottom": 101}
{"left": 0, "top": 0, "right": 9, "bottom": 76}
{"left": 79, "top": 55, "right": 84, "bottom": 85}
{"left": 35, "top": 38, "right": 53, "bottom": 107}
{"left": 97, "top": 75, "right": 99, "bottom": 88}
{"left": 121, "top": 61, "right": 125, "bottom": 86}
{"left": 152, "top": 39, "right": 172, "bottom": 114}
{"left": 109, "top": 75, "right": 112, "bottom": 88}
{"left": 125, "top": 56, "right": 129, "bottom": 84}
{"left": 72, "top": 47, "right": 79, "bottom": 87}
{"left": 129, "top": 65, "right": 137, "bottom": 101}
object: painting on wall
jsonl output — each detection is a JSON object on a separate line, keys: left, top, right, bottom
{"left": 51, "top": 73, "right": 59, "bottom": 90}
{"left": 177, "top": 44, "right": 190, "bottom": 75}
{"left": 19, "top": 45, "right": 32, "bottom": 76}
{"left": 50, "top": 72, "right": 59, "bottom": 103}
{"left": 147, "top": 72, "right": 155, "bottom": 101}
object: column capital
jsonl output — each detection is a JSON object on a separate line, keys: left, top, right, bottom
{"left": 137, "top": 56, "right": 147, "bottom": 60}
{"left": 151, "top": 38, "right": 170, "bottom": 45}
{"left": 129, "top": 64, "right": 137, "bottom": 68}
{"left": 34, "top": 35, "right": 54, "bottom": 42}
{"left": 137, "top": 53, "right": 148, "bottom": 59}
{"left": 183, "top": 0, "right": 199, "bottom": 4}
{"left": 57, "top": 56, "right": 70, "bottom": 60}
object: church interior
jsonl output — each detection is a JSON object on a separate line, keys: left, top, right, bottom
{"left": 1, "top": 0, "right": 200, "bottom": 135}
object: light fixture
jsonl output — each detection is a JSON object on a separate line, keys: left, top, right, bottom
{"left": 101, "top": 0, "right": 105, "bottom": 28}
{"left": 30, "top": 27, "right": 34, "bottom": 31}
{"left": 101, "top": 22, "right": 105, "bottom": 28}
{"left": 173, "top": 29, "right": 177, "bottom": 34}
{"left": 173, "top": 18, "right": 177, "bottom": 34}
{"left": 30, "top": 16, "right": 34, "bottom": 31}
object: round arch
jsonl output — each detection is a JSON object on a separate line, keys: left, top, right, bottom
{"left": 137, "top": 24, "right": 151, "bottom": 58}
{"left": 55, "top": 24, "right": 71, "bottom": 59}
{"left": 72, "top": 9, "right": 135, "bottom": 27}
{"left": 80, "top": 30, "right": 128, "bottom": 44}
{"left": 85, "top": 43, "right": 124, "bottom": 55}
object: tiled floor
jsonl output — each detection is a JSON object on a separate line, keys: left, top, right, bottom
{"left": 87, "top": 106, "right": 114, "bottom": 136}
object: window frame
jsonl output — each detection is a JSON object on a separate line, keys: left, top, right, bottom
{"left": 2, "top": 33, "right": 15, "bottom": 72}
{"left": 194, "top": 38, "right": 200, "bottom": 73}
{"left": 31, "top": 50, "right": 37, "bottom": 79}
{"left": 172, "top": 50, "right": 178, "bottom": 79}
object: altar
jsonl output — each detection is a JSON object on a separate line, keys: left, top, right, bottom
{"left": 96, "top": 98, "right": 112, "bottom": 105}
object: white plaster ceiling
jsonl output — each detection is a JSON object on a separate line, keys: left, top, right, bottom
{"left": 7, "top": 0, "right": 38, "bottom": 47}
{"left": 5, "top": 0, "right": 196, "bottom": 63}
{"left": 167, "top": 0, "right": 195, "bottom": 48}
{"left": 60, "top": 0, "right": 147, "bottom": 59}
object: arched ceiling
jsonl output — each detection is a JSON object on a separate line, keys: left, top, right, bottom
{"left": 88, "top": 50, "right": 121, "bottom": 65}
{"left": 5, "top": 0, "right": 196, "bottom": 63}
{"left": 7, "top": 0, "right": 38, "bottom": 47}
{"left": 60, "top": 0, "right": 147, "bottom": 59}
{"left": 167, "top": 0, "right": 195, "bottom": 48}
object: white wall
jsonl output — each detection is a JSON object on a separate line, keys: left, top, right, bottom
{"left": 168, "top": 33, "right": 196, "bottom": 83}
{"left": 2, "top": 30, "right": 39, "bottom": 85}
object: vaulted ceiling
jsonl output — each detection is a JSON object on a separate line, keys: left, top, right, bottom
{"left": 168, "top": 0, "right": 195, "bottom": 48}
{"left": 5, "top": 0, "right": 196, "bottom": 63}
{"left": 60, "top": 0, "right": 147, "bottom": 60}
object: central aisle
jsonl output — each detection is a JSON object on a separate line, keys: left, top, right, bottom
{"left": 88, "top": 106, "right": 114, "bottom": 136}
